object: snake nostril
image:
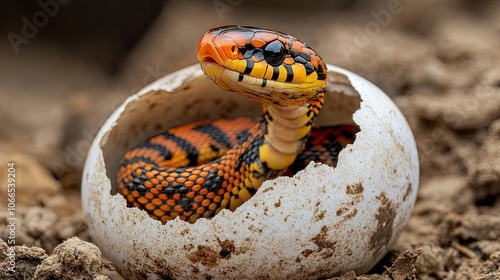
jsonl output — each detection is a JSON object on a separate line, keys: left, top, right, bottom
{"left": 230, "top": 45, "right": 238, "bottom": 55}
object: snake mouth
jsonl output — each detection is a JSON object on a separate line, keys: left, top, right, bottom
{"left": 200, "top": 62, "right": 309, "bottom": 106}
{"left": 199, "top": 56, "right": 217, "bottom": 64}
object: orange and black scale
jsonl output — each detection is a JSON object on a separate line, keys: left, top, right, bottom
{"left": 117, "top": 116, "right": 357, "bottom": 224}
{"left": 286, "top": 125, "right": 359, "bottom": 175}
{"left": 117, "top": 117, "right": 269, "bottom": 224}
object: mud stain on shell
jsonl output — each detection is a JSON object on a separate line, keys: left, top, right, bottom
{"left": 336, "top": 207, "right": 348, "bottom": 216}
{"left": 186, "top": 239, "right": 238, "bottom": 268}
{"left": 346, "top": 182, "right": 364, "bottom": 195}
{"left": 337, "top": 208, "right": 358, "bottom": 223}
{"left": 218, "top": 239, "right": 236, "bottom": 258}
{"left": 369, "top": 192, "right": 397, "bottom": 258}
{"left": 403, "top": 182, "right": 413, "bottom": 201}
{"left": 125, "top": 240, "right": 180, "bottom": 279}
{"left": 274, "top": 198, "right": 281, "bottom": 208}
{"left": 314, "top": 209, "right": 326, "bottom": 221}
{"left": 300, "top": 226, "right": 337, "bottom": 259}
{"left": 126, "top": 257, "right": 178, "bottom": 280}
{"left": 186, "top": 245, "right": 220, "bottom": 268}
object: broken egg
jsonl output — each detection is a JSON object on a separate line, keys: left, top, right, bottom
{"left": 82, "top": 64, "right": 419, "bottom": 279}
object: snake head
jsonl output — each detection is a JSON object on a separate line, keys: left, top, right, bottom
{"left": 198, "top": 25, "right": 328, "bottom": 106}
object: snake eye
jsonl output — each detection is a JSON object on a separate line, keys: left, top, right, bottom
{"left": 264, "top": 40, "right": 285, "bottom": 67}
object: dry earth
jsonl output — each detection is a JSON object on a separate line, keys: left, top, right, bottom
{"left": 0, "top": 1, "right": 499, "bottom": 279}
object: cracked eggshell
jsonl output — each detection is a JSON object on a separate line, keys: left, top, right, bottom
{"left": 82, "top": 64, "right": 419, "bottom": 279}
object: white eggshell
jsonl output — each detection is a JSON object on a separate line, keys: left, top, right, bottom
{"left": 82, "top": 64, "right": 419, "bottom": 279}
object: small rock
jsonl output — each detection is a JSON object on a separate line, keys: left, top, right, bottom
{"left": 0, "top": 239, "right": 48, "bottom": 279}
{"left": 22, "top": 207, "right": 59, "bottom": 252}
{"left": 34, "top": 237, "right": 114, "bottom": 280}
{"left": 385, "top": 249, "right": 422, "bottom": 280}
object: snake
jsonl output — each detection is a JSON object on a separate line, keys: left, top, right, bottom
{"left": 117, "top": 26, "right": 357, "bottom": 224}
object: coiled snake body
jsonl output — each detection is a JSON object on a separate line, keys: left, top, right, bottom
{"left": 117, "top": 26, "right": 357, "bottom": 224}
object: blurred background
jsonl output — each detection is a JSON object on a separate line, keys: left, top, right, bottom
{"left": 0, "top": 0, "right": 499, "bottom": 278}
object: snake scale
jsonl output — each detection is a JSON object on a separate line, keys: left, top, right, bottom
{"left": 117, "top": 26, "right": 357, "bottom": 224}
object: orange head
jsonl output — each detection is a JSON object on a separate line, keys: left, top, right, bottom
{"left": 197, "top": 26, "right": 328, "bottom": 105}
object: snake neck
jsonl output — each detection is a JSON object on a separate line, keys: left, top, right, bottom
{"left": 259, "top": 92, "right": 325, "bottom": 175}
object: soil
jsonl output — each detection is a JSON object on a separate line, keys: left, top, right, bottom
{"left": 0, "top": 0, "right": 499, "bottom": 279}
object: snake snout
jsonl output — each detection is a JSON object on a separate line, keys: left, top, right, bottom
{"left": 198, "top": 42, "right": 224, "bottom": 65}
